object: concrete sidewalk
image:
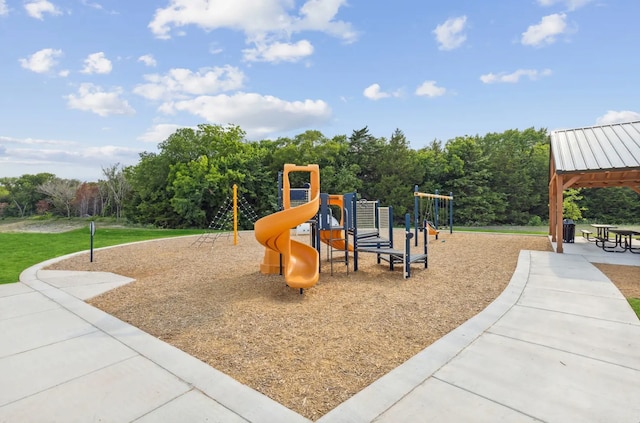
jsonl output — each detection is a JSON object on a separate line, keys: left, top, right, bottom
{"left": 1, "top": 246, "right": 639, "bottom": 422}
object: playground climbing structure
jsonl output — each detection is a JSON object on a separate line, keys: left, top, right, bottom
{"left": 191, "top": 184, "right": 258, "bottom": 247}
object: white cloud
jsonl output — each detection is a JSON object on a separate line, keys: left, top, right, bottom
{"left": 521, "top": 13, "right": 567, "bottom": 47}
{"left": 209, "top": 42, "right": 224, "bottom": 55}
{"left": 160, "top": 92, "right": 331, "bottom": 138}
{"left": 149, "top": 0, "right": 356, "bottom": 41}
{"left": 294, "top": 0, "right": 357, "bottom": 41}
{"left": 363, "top": 83, "right": 401, "bottom": 100}
{"left": 480, "top": 68, "right": 552, "bottom": 84}
{"left": 433, "top": 16, "right": 467, "bottom": 51}
{"left": 24, "top": 0, "right": 61, "bottom": 19}
{"left": 134, "top": 66, "right": 245, "bottom": 101}
{"left": 81, "top": 52, "right": 112, "bottom": 74}
{"left": 363, "top": 84, "right": 388, "bottom": 100}
{"left": 0, "top": 135, "right": 141, "bottom": 180}
{"left": 19, "top": 48, "right": 63, "bottom": 73}
{"left": 148, "top": 0, "right": 356, "bottom": 65}
{"left": 537, "top": 0, "right": 592, "bottom": 11}
{"left": 138, "top": 54, "right": 157, "bottom": 67}
{"left": 243, "top": 39, "right": 314, "bottom": 63}
{"left": 81, "top": 0, "right": 103, "bottom": 10}
{"left": 596, "top": 110, "right": 640, "bottom": 125}
{"left": 415, "top": 81, "right": 446, "bottom": 97}
{"left": 65, "top": 83, "right": 135, "bottom": 117}
{"left": 138, "top": 123, "right": 186, "bottom": 143}
{"left": 6, "top": 145, "right": 136, "bottom": 163}
{"left": 0, "top": 135, "right": 76, "bottom": 147}
{"left": 0, "top": 0, "right": 8, "bottom": 16}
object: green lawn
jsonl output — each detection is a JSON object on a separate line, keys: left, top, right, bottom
{"left": 0, "top": 227, "right": 203, "bottom": 284}
{"left": 629, "top": 298, "right": 640, "bottom": 320}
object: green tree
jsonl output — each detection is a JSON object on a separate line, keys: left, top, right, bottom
{"left": 480, "top": 128, "right": 549, "bottom": 224}
{"left": 0, "top": 173, "right": 54, "bottom": 217}
{"left": 368, "top": 129, "right": 424, "bottom": 220}
{"left": 579, "top": 187, "right": 640, "bottom": 223}
{"left": 347, "top": 127, "right": 385, "bottom": 198}
{"left": 562, "top": 188, "right": 585, "bottom": 221}
{"left": 415, "top": 139, "right": 447, "bottom": 195}
{"left": 126, "top": 124, "right": 273, "bottom": 228}
{"left": 125, "top": 151, "right": 179, "bottom": 227}
{"left": 440, "top": 136, "right": 506, "bottom": 225}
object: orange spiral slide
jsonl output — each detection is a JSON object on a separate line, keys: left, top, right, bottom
{"left": 254, "top": 164, "right": 320, "bottom": 290}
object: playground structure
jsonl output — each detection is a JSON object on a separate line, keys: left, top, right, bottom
{"left": 254, "top": 165, "right": 430, "bottom": 292}
{"left": 349, "top": 198, "right": 428, "bottom": 278}
{"left": 413, "top": 185, "right": 453, "bottom": 246}
{"left": 192, "top": 184, "right": 258, "bottom": 247}
{"left": 254, "top": 164, "right": 321, "bottom": 292}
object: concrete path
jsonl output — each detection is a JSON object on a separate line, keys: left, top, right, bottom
{"left": 1, "top": 241, "right": 639, "bottom": 422}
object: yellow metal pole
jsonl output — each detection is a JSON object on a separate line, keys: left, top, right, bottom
{"left": 233, "top": 184, "right": 238, "bottom": 246}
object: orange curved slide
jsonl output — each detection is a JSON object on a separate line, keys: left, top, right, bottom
{"left": 254, "top": 164, "right": 320, "bottom": 290}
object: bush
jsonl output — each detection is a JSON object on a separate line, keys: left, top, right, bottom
{"left": 528, "top": 215, "right": 543, "bottom": 226}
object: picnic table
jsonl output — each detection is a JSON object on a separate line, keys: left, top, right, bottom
{"left": 602, "top": 229, "right": 640, "bottom": 253}
{"left": 590, "top": 223, "right": 617, "bottom": 240}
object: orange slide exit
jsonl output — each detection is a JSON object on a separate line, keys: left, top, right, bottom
{"left": 254, "top": 164, "right": 320, "bottom": 290}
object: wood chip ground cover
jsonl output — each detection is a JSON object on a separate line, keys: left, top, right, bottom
{"left": 47, "top": 231, "right": 556, "bottom": 419}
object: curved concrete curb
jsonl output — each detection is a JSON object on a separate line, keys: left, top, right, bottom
{"left": 317, "top": 250, "right": 532, "bottom": 422}
{"left": 13, "top": 240, "right": 310, "bottom": 423}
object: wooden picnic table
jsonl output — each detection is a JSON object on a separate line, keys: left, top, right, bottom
{"left": 603, "top": 229, "right": 640, "bottom": 254}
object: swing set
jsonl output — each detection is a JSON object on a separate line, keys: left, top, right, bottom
{"left": 413, "top": 185, "right": 453, "bottom": 246}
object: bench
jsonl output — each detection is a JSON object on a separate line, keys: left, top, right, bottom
{"left": 581, "top": 229, "right": 595, "bottom": 242}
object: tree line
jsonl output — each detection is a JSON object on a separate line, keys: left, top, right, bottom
{"left": 1, "top": 124, "right": 638, "bottom": 227}
{"left": 0, "top": 164, "right": 130, "bottom": 220}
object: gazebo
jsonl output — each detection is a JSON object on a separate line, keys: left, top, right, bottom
{"left": 548, "top": 120, "right": 640, "bottom": 253}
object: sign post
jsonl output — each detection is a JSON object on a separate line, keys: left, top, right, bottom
{"left": 89, "top": 221, "right": 95, "bottom": 263}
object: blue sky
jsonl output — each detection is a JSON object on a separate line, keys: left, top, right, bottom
{"left": 1, "top": 0, "right": 639, "bottom": 181}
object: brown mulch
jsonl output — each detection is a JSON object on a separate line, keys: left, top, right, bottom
{"left": 46, "top": 231, "right": 556, "bottom": 419}
{"left": 593, "top": 263, "right": 640, "bottom": 298}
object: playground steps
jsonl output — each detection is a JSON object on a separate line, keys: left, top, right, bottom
{"left": 351, "top": 229, "right": 392, "bottom": 249}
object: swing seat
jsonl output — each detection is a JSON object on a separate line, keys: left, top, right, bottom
{"left": 425, "top": 221, "right": 439, "bottom": 239}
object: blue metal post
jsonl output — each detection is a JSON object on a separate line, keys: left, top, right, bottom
{"left": 414, "top": 185, "right": 419, "bottom": 246}
{"left": 352, "top": 193, "right": 359, "bottom": 271}
{"left": 449, "top": 192, "right": 453, "bottom": 234}
{"left": 404, "top": 213, "right": 411, "bottom": 279}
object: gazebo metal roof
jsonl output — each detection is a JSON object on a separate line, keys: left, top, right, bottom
{"left": 548, "top": 121, "right": 640, "bottom": 253}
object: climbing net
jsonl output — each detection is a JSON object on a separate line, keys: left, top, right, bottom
{"left": 191, "top": 192, "right": 258, "bottom": 247}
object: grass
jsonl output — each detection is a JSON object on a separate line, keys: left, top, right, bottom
{"left": 629, "top": 298, "right": 640, "bottom": 320}
{"left": 0, "top": 226, "right": 203, "bottom": 284}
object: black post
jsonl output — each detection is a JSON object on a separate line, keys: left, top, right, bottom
{"left": 89, "top": 221, "right": 95, "bottom": 263}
